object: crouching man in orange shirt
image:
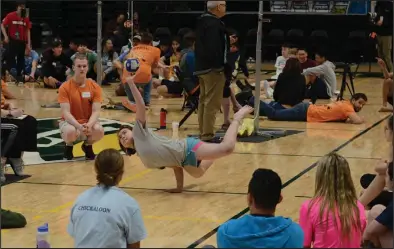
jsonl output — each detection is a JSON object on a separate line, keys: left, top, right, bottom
{"left": 58, "top": 53, "right": 104, "bottom": 160}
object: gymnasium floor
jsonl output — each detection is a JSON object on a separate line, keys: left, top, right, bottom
{"left": 0, "top": 73, "right": 391, "bottom": 248}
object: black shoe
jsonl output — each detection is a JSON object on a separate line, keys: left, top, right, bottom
{"left": 82, "top": 143, "right": 95, "bottom": 160}
{"left": 244, "top": 79, "right": 255, "bottom": 90}
{"left": 203, "top": 136, "right": 222, "bottom": 144}
{"left": 235, "top": 89, "right": 254, "bottom": 106}
{"left": 235, "top": 80, "right": 246, "bottom": 91}
{"left": 64, "top": 145, "right": 74, "bottom": 160}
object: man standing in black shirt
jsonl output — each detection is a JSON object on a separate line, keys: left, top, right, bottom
{"left": 194, "top": 1, "right": 229, "bottom": 142}
{"left": 41, "top": 39, "right": 73, "bottom": 88}
{"left": 375, "top": 1, "right": 393, "bottom": 72}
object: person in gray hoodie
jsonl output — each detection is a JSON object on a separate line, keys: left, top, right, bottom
{"left": 216, "top": 169, "right": 304, "bottom": 248}
{"left": 303, "top": 50, "right": 337, "bottom": 102}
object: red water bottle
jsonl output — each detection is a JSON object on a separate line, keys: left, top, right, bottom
{"left": 160, "top": 108, "right": 167, "bottom": 129}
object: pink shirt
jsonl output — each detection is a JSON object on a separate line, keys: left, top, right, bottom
{"left": 299, "top": 199, "right": 367, "bottom": 248}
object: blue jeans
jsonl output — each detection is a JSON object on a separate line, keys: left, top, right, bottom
{"left": 248, "top": 97, "right": 286, "bottom": 116}
{"left": 260, "top": 101, "right": 310, "bottom": 121}
{"left": 124, "top": 80, "right": 152, "bottom": 105}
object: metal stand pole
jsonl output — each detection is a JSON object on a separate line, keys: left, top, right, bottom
{"left": 253, "top": 1, "right": 264, "bottom": 132}
{"left": 96, "top": 1, "right": 103, "bottom": 85}
{"left": 131, "top": 1, "right": 134, "bottom": 37}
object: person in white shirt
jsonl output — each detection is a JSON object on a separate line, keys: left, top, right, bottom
{"left": 68, "top": 149, "right": 147, "bottom": 248}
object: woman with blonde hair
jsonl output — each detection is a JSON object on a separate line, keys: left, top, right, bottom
{"left": 299, "top": 153, "right": 367, "bottom": 248}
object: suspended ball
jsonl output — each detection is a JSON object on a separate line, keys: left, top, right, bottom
{"left": 124, "top": 58, "right": 140, "bottom": 73}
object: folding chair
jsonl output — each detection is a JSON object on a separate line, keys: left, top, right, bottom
{"left": 173, "top": 66, "right": 200, "bottom": 128}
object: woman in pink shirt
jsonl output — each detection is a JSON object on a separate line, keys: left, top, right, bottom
{"left": 299, "top": 153, "right": 367, "bottom": 248}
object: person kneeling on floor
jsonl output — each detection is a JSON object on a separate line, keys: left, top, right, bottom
{"left": 217, "top": 168, "right": 304, "bottom": 248}
{"left": 58, "top": 53, "right": 104, "bottom": 160}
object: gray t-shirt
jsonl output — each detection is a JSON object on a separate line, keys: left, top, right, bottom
{"left": 68, "top": 185, "right": 147, "bottom": 248}
{"left": 133, "top": 121, "right": 187, "bottom": 168}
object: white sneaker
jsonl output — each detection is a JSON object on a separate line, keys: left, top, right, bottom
{"left": 9, "top": 158, "right": 24, "bottom": 176}
{"left": 263, "top": 80, "right": 274, "bottom": 98}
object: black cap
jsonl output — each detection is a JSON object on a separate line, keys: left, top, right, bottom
{"left": 51, "top": 38, "right": 62, "bottom": 48}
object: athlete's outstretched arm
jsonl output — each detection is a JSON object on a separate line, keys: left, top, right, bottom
{"left": 126, "top": 76, "right": 146, "bottom": 124}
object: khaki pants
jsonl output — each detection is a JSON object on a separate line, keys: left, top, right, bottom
{"left": 377, "top": 35, "right": 393, "bottom": 72}
{"left": 198, "top": 71, "right": 225, "bottom": 141}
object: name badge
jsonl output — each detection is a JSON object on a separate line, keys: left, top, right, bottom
{"left": 82, "top": 92, "right": 91, "bottom": 98}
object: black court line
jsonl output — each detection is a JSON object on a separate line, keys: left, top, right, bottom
{"left": 16, "top": 181, "right": 246, "bottom": 195}
{"left": 187, "top": 114, "right": 390, "bottom": 248}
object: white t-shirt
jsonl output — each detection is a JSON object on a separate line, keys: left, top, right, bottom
{"left": 272, "top": 56, "right": 287, "bottom": 79}
{"left": 68, "top": 185, "right": 147, "bottom": 248}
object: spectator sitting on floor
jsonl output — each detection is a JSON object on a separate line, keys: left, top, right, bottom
{"left": 376, "top": 57, "right": 393, "bottom": 112}
{"left": 363, "top": 162, "right": 393, "bottom": 248}
{"left": 271, "top": 44, "right": 290, "bottom": 80}
{"left": 41, "top": 38, "right": 73, "bottom": 88}
{"left": 243, "top": 92, "right": 366, "bottom": 124}
{"left": 359, "top": 116, "right": 393, "bottom": 209}
{"left": 64, "top": 38, "right": 79, "bottom": 59}
{"left": 262, "top": 46, "right": 298, "bottom": 98}
{"left": 217, "top": 168, "right": 304, "bottom": 248}
{"left": 299, "top": 153, "right": 366, "bottom": 248}
{"left": 100, "top": 38, "right": 119, "bottom": 85}
{"left": 303, "top": 50, "right": 337, "bottom": 102}
{"left": 121, "top": 35, "right": 141, "bottom": 55}
{"left": 68, "top": 41, "right": 98, "bottom": 80}
{"left": 21, "top": 46, "right": 39, "bottom": 82}
{"left": 152, "top": 46, "right": 183, "bottom": 98}
{"left": 1, "top": 77, "right": 38, "bottom": 184}
{"left": 297, "top": 48, "right": 317, "bottom": 71}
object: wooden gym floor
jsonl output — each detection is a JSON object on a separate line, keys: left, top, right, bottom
{"left": 1, "top": 74, "right": 391, "bottom": 248}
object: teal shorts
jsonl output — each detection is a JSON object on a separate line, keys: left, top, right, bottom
{"left": 182, "top": 137, "right": 203, "bottom": 167}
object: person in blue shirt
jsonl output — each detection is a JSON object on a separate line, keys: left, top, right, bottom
{"left": 10, "top": 46, "right": 39, "bottom": 82}
{"left": 217, "top": 168, "right": 304, "bottom": 248}
{"left": 23, "top": 46, "right": 39, "bottom": 82}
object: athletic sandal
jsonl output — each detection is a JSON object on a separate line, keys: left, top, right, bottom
{"left": 9, "top": 158, "right": 24, "bottom": 176}
{"left": 122, "top": 99, "right": 137, "bottom": 113}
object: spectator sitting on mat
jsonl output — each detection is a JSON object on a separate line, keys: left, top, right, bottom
{"left": 376, "top": 57, "right": 393, "bottom": 112}
{"left": 68, "top": 41, "right": 98, "bottom": 80}
{"left": 297, "top": 48, "right": 317, "bottom": 71}
{"left": 359, "top": 116, "right": 393, "bottom": 209}
{"left": 303, "top": 50, "right": 337, "bottom": 102}
{"left": 121, "top": 35, "right": 141, "bottom": 55}
{"left": 238, "top": 92, "right": 367, "bottom": 124}
{"left": 41, "top": 38, "right": 73, "bottom": 88}
{"left": 99, "top": 38, "right": 119, "bottom": 85}
{"left": 217, "top": 168, "right": 304, "bottom": 248}
{"left": 299, "top": 153, "right": 366, "bottom": 248}
{"left": 363, "top": 162, "right": 393, "bottom": 248}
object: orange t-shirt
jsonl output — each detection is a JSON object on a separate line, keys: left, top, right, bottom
{"left": 122, "top": 44, "right": 161, "bottom": 84}
{"left": 1, "top": 80, "right": 7, "bottom": 108}
{"left": 58, "top": 78, "right": 103, "bottom": 124}
{"left": 307, "top": 101, "right": 355, "bottom": 123}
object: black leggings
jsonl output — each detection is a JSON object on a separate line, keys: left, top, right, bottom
{"left": 360, "top": 173, "right": 393, "bottom": 207}
{"left": 5, "top": 39, "right": 26, "bottom": 76}
{"left": 1, "top": 115, "right": 37, "bottom": 158}
{"left": 1, "top": 123, "right": 18, "bottom": 157}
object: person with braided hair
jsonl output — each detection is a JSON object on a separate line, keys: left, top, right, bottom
{"left": 68, "top": 149, "right": 147, "bottom": 248}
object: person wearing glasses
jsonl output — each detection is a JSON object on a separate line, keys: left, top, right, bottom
{"left": 194, "top": 1, "right": 230, "bottom": 143}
